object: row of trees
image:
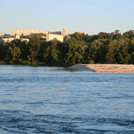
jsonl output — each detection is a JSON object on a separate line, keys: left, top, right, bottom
{"left": 0, "top": 31, "right": 134, "bottom": 66}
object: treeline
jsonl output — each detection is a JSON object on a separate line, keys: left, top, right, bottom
{"left": 0, "top": 30, "right": 134, "bottom": 66}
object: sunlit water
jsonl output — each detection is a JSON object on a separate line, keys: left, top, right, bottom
{"left": 0, "top": 65, "right": 134, "bottom": 134}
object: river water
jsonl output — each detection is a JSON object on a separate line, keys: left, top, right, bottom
{"left": 0, "top": 65, "right": 134, "bottom": 134}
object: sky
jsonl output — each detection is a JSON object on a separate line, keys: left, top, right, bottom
{"left": 0, "top": 0, "right": 134, "bottom": 35}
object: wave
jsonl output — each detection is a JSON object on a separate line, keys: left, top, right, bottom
{"left": 0, "top": 110, "right": 134, "bottom": 134}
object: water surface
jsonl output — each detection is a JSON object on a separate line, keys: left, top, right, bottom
{"left": 0, "top": 65, "right": 134, "bottom": 134}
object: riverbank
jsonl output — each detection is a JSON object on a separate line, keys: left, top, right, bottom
{"left": 0, "top": 61, "right": 67, "bottom": 67}
{"left": 70, "top": 64, "right": 134, "bottom": 73}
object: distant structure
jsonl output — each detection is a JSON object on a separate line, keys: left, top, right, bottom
{"left": 73, "top": 32, "right": 86, "bottom": 35}
{"left": 48, "top": 31, "right": 61, "bottom": 35}
{"left": 21, "top": 38, "right": 30, "bottom": 42}
{"left": 46, "top": 28, "right": 68, "bottom": 42}
{"left": 0, "top": 33, "right": 4, "bottom": 37}
{"left": 62, "top": 28, "right": 68, "bottom": 37}
{"left": 1, "top": 35, "right": 20, "bottom": 42}
{"left": 46, "top": 34, "right": 63, "bottom": 42}
{"left": 12, "top": 29, "right": 45, "bottom": 36}
{"left": 1, "top": 35, "right": 29, "bottom": 42}
{"left": 11, "top": 28, "right": 68, "bottom": 42}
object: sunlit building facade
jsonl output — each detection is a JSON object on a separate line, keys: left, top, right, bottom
{"left": 46, "top": 34, "right": 63, "bottom": 42}
{"left": 12, "top": 29, "right": 44, "bottom": 36}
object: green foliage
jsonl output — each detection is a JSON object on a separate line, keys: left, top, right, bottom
{"left": 0, "top": 30, "right": 134, "bottom": 65}
{"left": 28, "top": 34, "right": 40, "bottom": 62}
{"left": 9, "top": 43, "right": 21, "bottom": 62}
{"left": 65, "top": 38, "right": 87, "bottom": 65}
{"left": 106, "top": 40, "right": 117, "bottom": 63}
{"left": 88, "top": 60, "right": 94, "bottom": 64}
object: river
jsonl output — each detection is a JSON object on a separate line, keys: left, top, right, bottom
{"left": 0, "top": 65, "right": 134, "bottom": 134}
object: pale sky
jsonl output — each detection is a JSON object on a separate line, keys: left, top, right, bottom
{"left": 0, "top": 0, "right": 134, "bottom": 35}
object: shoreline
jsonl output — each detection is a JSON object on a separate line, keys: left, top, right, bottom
{"left": 1, "top": 63, "right": 134, "bottom": 73}
{"left": 70, "top": 64, "right": 134, "bottom": 73}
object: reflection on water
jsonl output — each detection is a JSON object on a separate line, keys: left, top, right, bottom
{"left": 0, "top": 65, "right": 134, "bottom": 134}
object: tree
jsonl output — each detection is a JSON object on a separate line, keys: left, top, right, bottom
{"left": 130, "top": 52, "right": 134, "bottom": 64}
{"left": 117, "top": 46, "right": 130, "bottom": 64}
{"left": 28, "top": 34, "right": 40, "bottom": 62}
{"left": 106, "top": 40, "right": 117, "bottom": 63}
{"left": 0, "top": 42, "right": 5, "bottom": 61}
{"left": 50, "top": 41, "right": 60, "bottom": 64}
{"left": 43, "top": 40, "right": 61, "bottom": 64}
{"left": 9, "top": 42, "right": 21, "bottom": 62}
{"left": 65, "top": 38, "right": 86, "bottom": 65}
{"left": 114, "top": 30, "right": 120, "bottom": 34}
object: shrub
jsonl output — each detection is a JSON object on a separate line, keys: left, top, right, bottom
{"left": 89, "top": 60, "right": 94, "bottom": 64}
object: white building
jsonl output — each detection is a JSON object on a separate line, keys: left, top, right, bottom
{"left": 1, "top": 35, "right": 20, "bottom": 42}
{"left": 12, "top": 29, "right": 45, "bottom": 36}
{"left": 21, "top": 38, "right": 30, "bottom": 42}
{"left": 46, "top": 28, "right": 67, "bottom": 42}
{"left": 46, "top": 34, "right": 63, "bottom": 42}
{"left": 0, "top": 33, "right": 4, "bottom": 37}
{"left": 10, "top": 28, "right": 68, "bottom": 42}
{"left": 1, "top": 35, "right": 29, "bottom": 42}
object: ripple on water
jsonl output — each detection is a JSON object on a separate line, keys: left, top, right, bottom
{"left": 0, "top": 110, "right": 134, "bottom": 134}
{"left": 0, "top": 65, "right": 134, "bottom": 133}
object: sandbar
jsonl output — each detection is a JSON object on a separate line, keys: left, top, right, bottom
{"left": 70, "top": 64, "right": 134, "bottom": 73}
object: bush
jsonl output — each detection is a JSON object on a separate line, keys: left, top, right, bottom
{"left": 88, "top": 60, "right": 94, "bottom": 64}
{"left": 0, "top": 61, "right": 4, "bottom": 64}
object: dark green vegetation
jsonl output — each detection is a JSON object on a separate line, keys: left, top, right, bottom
{"left": 0, "top": 31, "right": 134, "bottom": 66}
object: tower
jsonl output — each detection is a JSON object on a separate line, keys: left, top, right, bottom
{"left": 62, "top": 28, "right": 68, "bottom": 37}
